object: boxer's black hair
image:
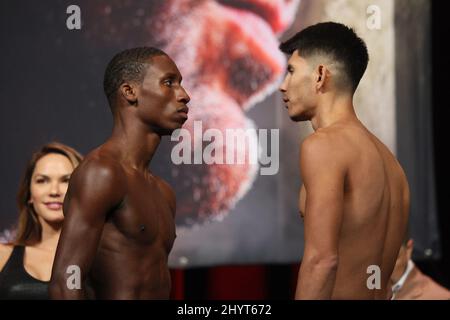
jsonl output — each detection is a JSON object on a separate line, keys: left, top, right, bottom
{"left": 103, "top": 47, "right": 167, "bottom": 109}
{"left": 280, "top": 22, "right": 369, "bottom": 93}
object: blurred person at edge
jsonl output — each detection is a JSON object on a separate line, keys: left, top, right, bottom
{"left": 390, "top": 236, "right": 450, "bottom": 300}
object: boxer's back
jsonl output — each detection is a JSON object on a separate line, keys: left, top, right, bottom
{"left": 333, "top": 123, "right": 409, "bottom": 299}
{"left": 300, "top": 122, "right": 410, "bottom": 299}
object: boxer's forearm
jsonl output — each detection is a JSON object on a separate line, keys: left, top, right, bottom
{"left": 48, "top": 276, "right": 89, "bottom": 300}
{"left": 295, "top": 256, "right": 338, "bottom": 300}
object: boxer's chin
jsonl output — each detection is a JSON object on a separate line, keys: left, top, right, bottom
{"left": 158, "top": 120, "right": 187, "bottom": 136}
{"left": 290, "top": 113, "right": 310, "bottom": 123}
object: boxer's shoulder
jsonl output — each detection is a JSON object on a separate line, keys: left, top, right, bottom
{"left": 300, "top": 128, "right": 348, "bottom": 162}
{"left": 76, "top": 154, "right": 125, "bottom": 180}
{"left": 68, "top": 154, "right": 127, "bottom": 206}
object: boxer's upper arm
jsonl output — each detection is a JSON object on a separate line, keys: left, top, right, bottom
{"left": 299, "top": 184, "right": 306, "bottom": 220}
{"left": 49, "top": 159, "right": 126, "bottom": 298}
{"left": 300, "top": 134, "right": 346, "bottom": 263}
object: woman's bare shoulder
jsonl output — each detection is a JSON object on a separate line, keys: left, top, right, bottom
{"left": 0, "top": 243, "right": 14, "bottom": 272}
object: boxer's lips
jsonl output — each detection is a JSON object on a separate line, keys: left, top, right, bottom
{"left": 178, "top": 105, "right": 189, "bottom": 115}
{"left": 176, "top": 106, "right": 189, "bottom": 121}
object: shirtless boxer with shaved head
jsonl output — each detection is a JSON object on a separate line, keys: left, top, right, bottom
{"left": 279, "top": 22, "right": 410, "bottom": 299}
{"left": 49, "top": 47, "right": 190, "bottom": 299}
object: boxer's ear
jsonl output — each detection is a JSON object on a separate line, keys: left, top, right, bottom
{"left": 315, "top": 64, "right": 330, "bottom": 92}
{"left": 119, "top": 82, "right": 138, "bottom": 105}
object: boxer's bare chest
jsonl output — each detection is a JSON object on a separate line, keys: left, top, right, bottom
{"left": 105, "top": 169, "right": 176, "bottom": 251}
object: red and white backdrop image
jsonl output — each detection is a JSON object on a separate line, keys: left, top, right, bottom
{"left": 80, "top": 0, "right": 305, "bottom": 267}
{"left": 0, "top": 0, "right": 439, "bottom": 265}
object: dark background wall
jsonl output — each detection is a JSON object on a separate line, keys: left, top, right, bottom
{"left": 426, "top": 0, "right": 450, "bottom": 289}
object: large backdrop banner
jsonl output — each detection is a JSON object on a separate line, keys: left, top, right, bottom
{"left": 0, "top": 0, "right": 439, "bottom": 267}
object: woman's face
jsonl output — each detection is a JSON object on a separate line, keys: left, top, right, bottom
{"left": 29, "top": 153, "right": 74, "bottom": 225}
